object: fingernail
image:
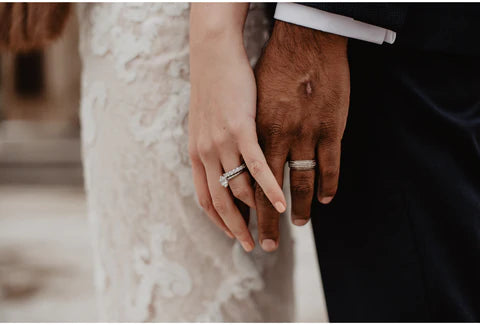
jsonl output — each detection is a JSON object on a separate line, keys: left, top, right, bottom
{"left": 293, "top": 219, "right": 308, "bottom": 226}
{"left": 241, "top": 241, "right": 254, "bottom": 252}
{"left": 274, "top": 201, "right": 286, "bottom": 213}
{"left": 261, "top": 239, "right": 277, "bottom": 252}
{"left": 320, "top": 196, "right": 333, "bottom": 204}
{"left": 224, "top": 230, "right": 235, "bottom": 239}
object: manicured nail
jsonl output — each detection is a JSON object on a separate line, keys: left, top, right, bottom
{"left": 241, "top": 241, "right": 254, "bottom": 252}
{"left": 261, "top": 239, "right": 277, "bottom": 252}
{"left": 274, "top": 201, "right": 286, "bottom": 213}
{"left": 224, "top": 230, "right": 235, "bottom": 239}
{"left": 320, "top": 196, "right": 333, "bottom": 204}
{"left": 293, "top": 219, "right": 308, "bottom": 226}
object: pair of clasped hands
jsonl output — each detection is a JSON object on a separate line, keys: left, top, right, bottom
{"left": 189, "top": 4, "right": 351, "bottom": 252}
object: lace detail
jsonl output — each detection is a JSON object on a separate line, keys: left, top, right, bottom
{"left": 80, "top": 80, "right": 106, "bottom": 148}
{"left": 77, "top": 3, "right": 294, "bottom": 322}
{"left": 131, "top": 223, "right": 192, "bottom": 321}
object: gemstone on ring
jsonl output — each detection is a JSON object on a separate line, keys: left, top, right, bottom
{"left": 219, "top": 175, "right": 229, "bottom": 188}
{"left": 219, "top": 163, "right": 247, "bottom": 188}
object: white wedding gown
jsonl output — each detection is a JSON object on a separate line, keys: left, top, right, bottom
{"left": 76, "top": 3, "right": 294, "bottom": 322}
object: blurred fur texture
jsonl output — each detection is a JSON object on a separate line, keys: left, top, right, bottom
{"left": 0, "top": 3, "right": 71, "bottom": 52}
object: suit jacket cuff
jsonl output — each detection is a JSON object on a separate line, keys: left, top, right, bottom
{"left": 274, "top": 3, "right": 396, "bottom": 45}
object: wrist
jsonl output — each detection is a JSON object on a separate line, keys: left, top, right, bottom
{"left": 271, "top": 20, "right": 348, "bottom": 58}
{"left": 190, "top": 3, "right": 248, "bottom": 52}
{"left": 190, "top": 29, "right": 249, "bottom": 74}
{"left": 190, "top": 28, "right": 245, "bottom": 57}
{"left": 190, "top": 23, "right": 244, "bottom": 48}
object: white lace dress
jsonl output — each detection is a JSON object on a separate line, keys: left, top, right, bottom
{"left": 76, "top": 3, "right": 294, "bottom": 322}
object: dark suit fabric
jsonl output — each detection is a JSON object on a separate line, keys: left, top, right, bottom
{"left": 302, "top": 3, "right": 480, "bottom": 55}
{"left": 310, "top": 39, "right": 480, "bottom": 321}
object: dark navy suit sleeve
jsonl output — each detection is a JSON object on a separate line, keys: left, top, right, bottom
{"left": 298, "top": 3, "right": 408, "bottom": 32}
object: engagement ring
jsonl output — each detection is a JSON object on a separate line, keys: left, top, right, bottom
{"left": 219, "top": 163, "right": 247, "bottom": 188}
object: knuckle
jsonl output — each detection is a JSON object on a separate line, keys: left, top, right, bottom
{"left": 248, "top": 160, "right": 264, "bottom": 178}
{"left": 286, "top": 123, "right": 305, "bottom": 139}
{"left": 291, "top": 173, "right": 314, "bottom": 195}
{"left": 197, "top": 141, "right": 214, "bottom": 158}
{"left": 199, "top": 197, "right": 212, "bottom": 212}
{"left": 266, "top": 122, "right": 284, "bottom": 138}
{"left": 188, "top": 147, "right": 200, "bottom": 163}
{"left": 212, "top": 133, "right": 228, "bottom": 147}
{"left": 255, "top": 184, "right": 271, "bottom": 206}
{"left": 258, "top": 114, "right": 286, "bottom": 138}
{"left": 212, "top": 198, "right": 228, "bottom": 215}
{"left": 266, "top": 144, "right": 287, "bottom": 157}
{"left": 321, "top": 166, "right": 339, "bottom": 180}
{"left": 317, "top": 124, "right": 340, "bottom": 143}
{"left": 291, "top": 182, "right": 314, "bottom": 196}
{"left": 320, "top": 136, "right": 339, "bottom": 148}
{"left": 231, "top": 185, "right": 250, "bottom": 202}
{"left": 228, "top": 120, "right": 244, "bottom": 136}
{"left": 322, "top": 183, "right": 338, "bottom": 197}
{"left": 259, "top": 220, "right": 278, "bottom": 239}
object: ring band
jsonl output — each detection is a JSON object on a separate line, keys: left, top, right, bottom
{"left": 219, "top": 163, "right": 247, "bottom": 188}
{"left": 288, "top": 160, "right": 316, "bottom": 171}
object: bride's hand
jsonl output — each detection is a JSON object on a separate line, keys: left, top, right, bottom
{"left": 188, "top": 3, "right": 287, "bottom": 252}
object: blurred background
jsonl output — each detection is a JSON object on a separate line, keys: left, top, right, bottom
{"left": 0, "top": 14, "right": 97, "bottom": 322}
{"left": 0, "top": 12, "right": 326, "bottom": 322}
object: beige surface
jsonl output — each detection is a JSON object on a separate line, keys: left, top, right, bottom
{"left": 0, "top": 184, "right": 326, "bottom": 322}
{"left": 0, "top": 185, "right": 96, "bottom": 322}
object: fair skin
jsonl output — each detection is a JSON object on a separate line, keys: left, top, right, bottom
{"left": 189, "top": 5, "right": 350, "bottom": 252}
{"left": 189, "top": 3, "right": 287, "bottom": 252}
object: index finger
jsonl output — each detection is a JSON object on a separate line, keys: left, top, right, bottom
{"left": 238, "top": 133, "right": 287, "bottom": 214}
{"left": 254, "top": 150, "right": 287, "bottom": 252}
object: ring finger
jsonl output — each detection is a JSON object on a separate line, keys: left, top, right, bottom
{"left": 204, "top": 157, "right": 255, "bottom": 252}
{"left": 219, "top": 151, "right": 256, "bottom": 209}
{"left": 191, "top": 157, "right": 234, "bottom": 238}
{"left": 289, "top": 146, "right": 316, "bottom": 226}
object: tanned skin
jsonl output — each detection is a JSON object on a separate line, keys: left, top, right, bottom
{"left": 254, "top": 21, "right": 350, "bottom": 251}
{"left": 0, "top": 3, "right": 71, "bottom": 52}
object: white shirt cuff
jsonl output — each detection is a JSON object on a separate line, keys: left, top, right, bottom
{"left": 274, "top": 3, "right": 396, "bottom": 45}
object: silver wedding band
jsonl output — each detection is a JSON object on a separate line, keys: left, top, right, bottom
{"left": 219, "top": 163, "right": 247, "bottom": 188}
{"left": 288, "top": 160, "right": 316, "bottom": 171}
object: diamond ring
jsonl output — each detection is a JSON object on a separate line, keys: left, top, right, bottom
{"left": 219, "top": 163, "right": 247, "bottom": 188}
{"left": 288, "top": 160, "right": 316, "bottom": 171}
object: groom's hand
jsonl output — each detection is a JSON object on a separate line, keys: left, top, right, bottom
{"left": 255, "top": 21, "right": 350, "bottom": 252}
